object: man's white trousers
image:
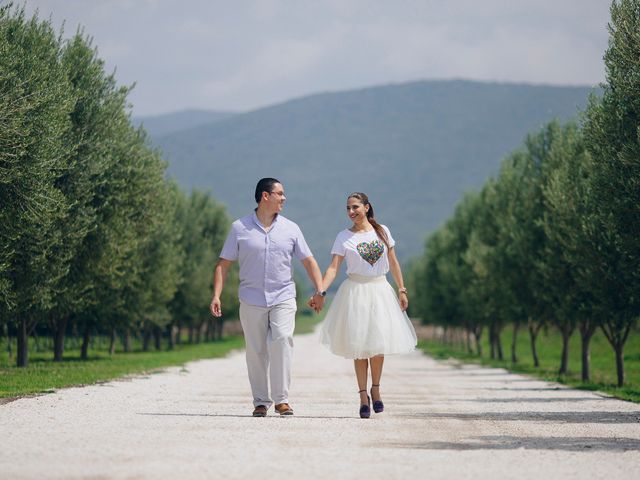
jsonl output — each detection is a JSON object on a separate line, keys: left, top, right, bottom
{"left": 239, "top": 298, "right": 296, "bottom": 408}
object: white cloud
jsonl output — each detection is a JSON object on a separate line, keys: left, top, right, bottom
{"left": 19, "top": 0, "right": 611, "bottom": 115}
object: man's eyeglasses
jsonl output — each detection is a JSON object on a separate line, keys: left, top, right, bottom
{"left": 269, "top": 191, "right": 286, "bottom": 198}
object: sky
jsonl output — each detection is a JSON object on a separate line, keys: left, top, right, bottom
{"left": 16, "top": 0, "right": 611, "bottom": 117}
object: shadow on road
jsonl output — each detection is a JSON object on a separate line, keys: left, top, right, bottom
{"left": 137, "top": 412, "right": 355, "bottom": 420}
{"left": 398, "top": 411, "right": 640, "bottom": 424}
{"left": 455, "top": 397, "right": 610, "bottom": 403}
{"left": 383, "top": 435, "right": 640, "bottom": 452}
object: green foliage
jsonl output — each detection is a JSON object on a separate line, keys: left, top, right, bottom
{"left": 0, "top": 5, "right": 74, "bottom": 317}
{"left": 411, "top": 0, "right": 640, "bottom": 386}
{"left": 170, "top": 189, "right": 238, "bottom": 340}
{"left": 0, "top": 6, "right": 234, "bottom": 367}
{"left": 581, "top": 0, "right": 640, "bottom": 384}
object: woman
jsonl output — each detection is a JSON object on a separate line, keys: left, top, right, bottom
{"left": 310, "top": 192, "right": 417, "bottom": 418}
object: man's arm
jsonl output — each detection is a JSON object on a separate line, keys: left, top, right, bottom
{"left": 301, "top": 255, "right": 326, "bottom": 312}
{"left": 210, "top": 258, "right": 234, "bottom": 317}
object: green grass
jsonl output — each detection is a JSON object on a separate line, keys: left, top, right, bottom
{"left": 294, "top": 306, "right": 326, "bottom": 335}
{"left": 0, "top": 307, "right": 325, "bottom": 400}
{"left": 419, "top": 325, "right": 640, "bottom": 403}
{"left": 0, "top": 336, "right": 245, "bottom": 399}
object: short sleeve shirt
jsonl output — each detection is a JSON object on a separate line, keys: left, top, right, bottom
{"left": 219, "top": 212, "right": 313, "bottom": 307}
{"left": 331, "top": 225, "right": 395, "bottom": 276}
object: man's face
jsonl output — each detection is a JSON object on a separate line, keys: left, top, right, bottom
{"left": 264, "top": 182, "right": 286, "bottom": 213}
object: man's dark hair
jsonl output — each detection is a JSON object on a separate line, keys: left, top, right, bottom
{"left": 254, "top": 178, "right": 281, "bottom": 203}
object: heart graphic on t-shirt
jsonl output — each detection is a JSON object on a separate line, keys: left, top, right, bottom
{"left": 356, "top": 240, "right": 384, "bottom": 266}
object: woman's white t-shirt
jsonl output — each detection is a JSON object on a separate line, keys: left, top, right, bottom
{"left": 330, "top": 225, "right": 395, "bottom": 277}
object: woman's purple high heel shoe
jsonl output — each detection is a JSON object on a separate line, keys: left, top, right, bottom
{"left": 371, "top": 384, "right": 384, "bottom": 413}
{"left": 358, "top": 389, "right": 370, "bottom": 419}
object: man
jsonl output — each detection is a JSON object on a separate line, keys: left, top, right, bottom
{"left": 210, "top": 178, "right": 326, "bottom": 417}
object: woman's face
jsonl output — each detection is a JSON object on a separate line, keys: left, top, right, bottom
{"left": 346, "top": 197, "right": 368, "bottom": 224}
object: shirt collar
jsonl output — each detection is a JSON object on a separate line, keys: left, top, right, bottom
{"left": 252, "top": 210, "right": 278, "bottom": 232}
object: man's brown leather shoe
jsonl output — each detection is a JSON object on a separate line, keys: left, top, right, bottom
{"left": 252, "top": 405, "right": 267, "bottom": 417}
{"left": 275, "top": 403, "right": 294, "bottom": 416}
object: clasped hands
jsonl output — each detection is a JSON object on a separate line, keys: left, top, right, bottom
{"left": 307, "top": 293, "right": 325, "bottom": 314}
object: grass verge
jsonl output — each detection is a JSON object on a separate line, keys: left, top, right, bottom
{"left": 0, "top": 336, "right": 244, "bottom": 399}
{"left": 294, "top": 306, "right": 325, "bottom": 335}
{"left": 419, "top": 326, "right": 640, "bottom": 403}
{"left": 0, "top": 306, "right": 325, "bottom": 400}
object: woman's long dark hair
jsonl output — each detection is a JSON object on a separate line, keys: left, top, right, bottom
{"left": 348, "top": 192, "right": 390, "bottom": 249}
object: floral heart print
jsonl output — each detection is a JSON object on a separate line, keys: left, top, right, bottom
{"left": 356, "top": 240, "right": 384, "bottom": 266}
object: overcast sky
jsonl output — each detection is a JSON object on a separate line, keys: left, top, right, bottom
{"left": 18, "top": 0, "right": 611, "bottom": 117}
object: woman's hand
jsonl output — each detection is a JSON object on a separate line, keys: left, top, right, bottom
{"left": 399, "top": 292, "right": 408, "bottom": 311}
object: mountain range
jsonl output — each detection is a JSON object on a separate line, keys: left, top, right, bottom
{"left": 145, "top": 79, "right": 596, "bottom": 266}
{"left": 133, "top": 109, "right": 236, "bottom": 137}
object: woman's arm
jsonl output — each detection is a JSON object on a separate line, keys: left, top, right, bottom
{"left": 388, "top": 247, "right": 408, "bottom": 311}
{"left": 308, "top": 254, "right": 344, "bottom": 312}
{"left": 322, "top": 254, "right": 344, "bottom": 291}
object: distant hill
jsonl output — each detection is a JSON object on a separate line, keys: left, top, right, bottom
{"left": 151, "top": 79, "right": 596, "bottom": 266}
{"left": 133, "top": 109, "right": 237, "bottom": 137}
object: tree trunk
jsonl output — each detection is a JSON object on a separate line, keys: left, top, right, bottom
{"left": 473, "top": 325, "right": 483, "bottom": 356}
{"left": 188, "top": 325, "right": 195, "bottom": 344}
{"left": 558, "top": 328, "right": 570, "bottom": 375}
{"left": 167, "top": 323, "right": 175, "bottom": 350}
{"left": 6, "top": 324, "right": 13, "bottom": 359}
{"left": 195, "top": 324, "right": 201, "bottom": 344}
{"left": 614, "top": 344, "right": 624, "bottom": 387}
{"left": 153, "top": 326, "right": 162, "bottom": 351}
{"left": 175, "top": 322, "right": 182, "bottom": 345}
{"left": 81, "top": 322, "right": 91, "bottom": 360}
{"left": 529, "top": 323, "right": 540, "bottom": 368}
{"left": 142, "top": 323, "right": 152, "bottom": 351}
{"left": 579, "top": 322, "right": 596, "bottom": 382}
{"left": 205, "top": 320, "right": 212, "bottom": 342}
{"left": 123, "top": 328, "right": 131, "bottom": 353}
{"left": 214, "top": 318, "right": 224, "bottom": 341}
{"left": 109, "top": 328, "right": 117, "bottom": 355}
{"left": 53, "top": 315, "right": 69, "bottom": 362}
{"left": 489, "top": 325, "right": 496, "bottom": 359}
{"left": 17, "top": 315, "right": 28, "bottom": 367}
{"left": 511, "top": 321, "right": 519, "bottom": 363}
{"left": 496, "top": 330, "right": 503, "bottom": 361}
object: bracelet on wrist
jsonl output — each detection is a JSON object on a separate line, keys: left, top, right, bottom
{"left": 398, "top": 287, "right": 408, "bottom": 295}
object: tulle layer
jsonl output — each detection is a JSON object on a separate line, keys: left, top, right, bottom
{"left": 321, "top": 274, "right": 417, "bottom": 359}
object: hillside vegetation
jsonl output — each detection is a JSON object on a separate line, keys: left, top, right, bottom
{"left": 152, "top": 80, "right": 595, "bottom": 262}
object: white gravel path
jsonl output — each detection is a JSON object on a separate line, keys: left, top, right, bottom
{"left": 1, "top": 327, "right": 639, "bottom": 480}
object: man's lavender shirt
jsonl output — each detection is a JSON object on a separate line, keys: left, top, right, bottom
{"left": 219, "top": 212, "right": 313, "bottom": 307}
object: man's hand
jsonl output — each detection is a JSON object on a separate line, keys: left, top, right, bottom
{"left": 210, "top": 297, "right": 222, "bottom": 317}
{"left": 307, "top": 297, "right": 316, "bottom": 310}
{"left": 309, "top": 294, "right": 325, "bottom": 313}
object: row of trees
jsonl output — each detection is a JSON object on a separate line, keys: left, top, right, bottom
{"left": 409, "top": 0, "right": 639, "bottom": 387}
{"left": 0, "top": 6, "right": 238, "bottom": 367}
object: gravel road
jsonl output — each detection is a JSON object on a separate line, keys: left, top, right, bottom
{"left": 2, "top": 327, "right": 639, "bottom": 480}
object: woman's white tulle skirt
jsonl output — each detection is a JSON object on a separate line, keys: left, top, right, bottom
{"left": 321, "top": 274, "right": 417, "bottom": 359}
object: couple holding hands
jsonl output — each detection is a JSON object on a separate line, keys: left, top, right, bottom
{"left": 210, "top": 178, "right": 417, "bottom": 419}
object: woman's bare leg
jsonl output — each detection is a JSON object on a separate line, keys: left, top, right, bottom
{"left": 354, "top": 359, "right": 369, "bottom": 404}
{"left": 369, "top": 355, "right": 384, "bottom": 402}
